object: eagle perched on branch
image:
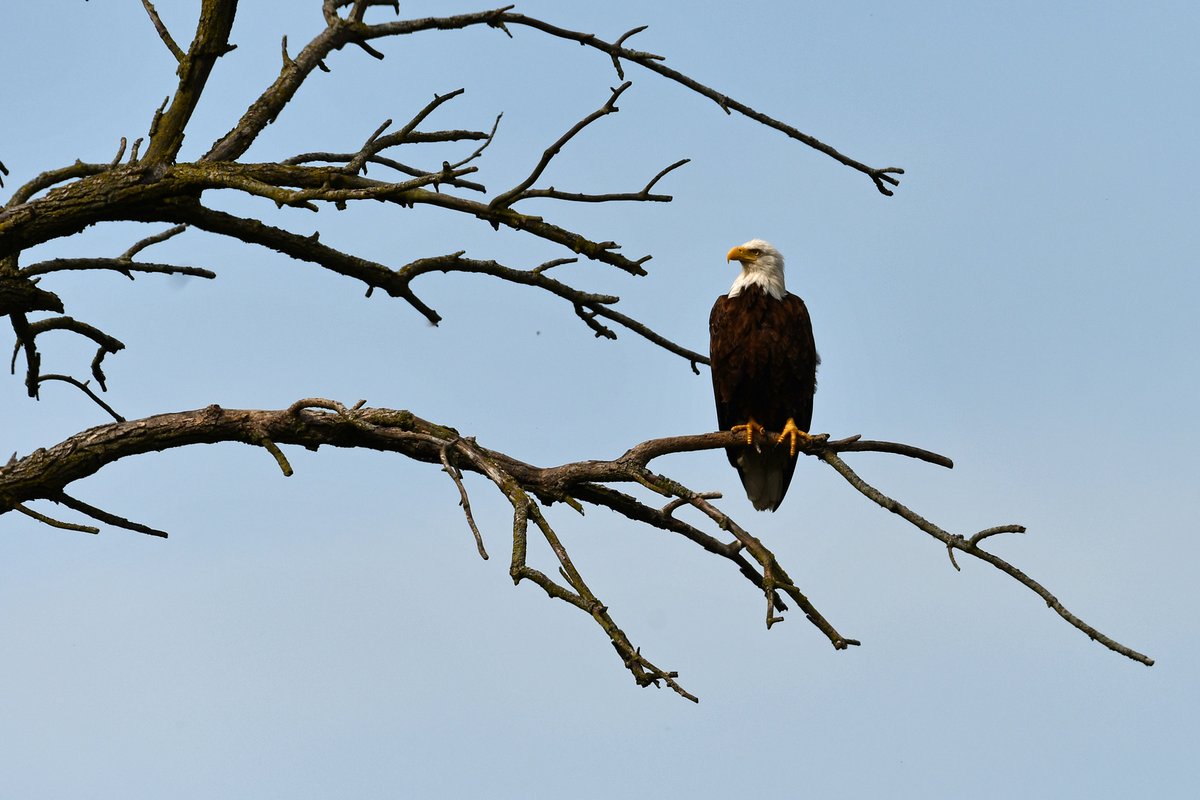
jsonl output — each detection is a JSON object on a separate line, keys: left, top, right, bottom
{"left": 709, "top": 240, "right": 819, "bottom": 511}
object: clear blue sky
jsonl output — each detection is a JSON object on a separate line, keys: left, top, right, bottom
{"left": 2, "top": 2, "right": 1197, "bottom": 797}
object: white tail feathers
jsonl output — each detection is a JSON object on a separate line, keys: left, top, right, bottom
{"left": 735, "top": 447, "right": 791, "bottom": 512}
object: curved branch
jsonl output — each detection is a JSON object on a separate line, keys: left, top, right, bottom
{"left": 9, "top": 314, "right": 124, "bottom": 397}
{"left": 1, "top": 4, "right": 1145, "bottom": 704}
{"left": 516, "top": 158, "right": 690, "bottom": 205}
{"left": 141, "top": 203, "right": 702, "bottom": 364}
{"left": 494, "top": 13, "right": 904, "bottom": 195}
{"left": 121, "top": 223, "right": 189, "bottom": 259}
{"left": 490, "top": 80, "right": 632, "bottom": 210}
{"left": 36, "top": 374, "right": 126, "bottom": 422}
{"left": 22, "top": 317, "right": 125, "bottom": 389}
{"left": 818, "top": 451, "right": 1154, "bottom": 666}
{"left": 200, "top": 6, "right": 901, "bottom": 194}
{"left": 0, "top": 401, "right": 1153, "bottom": 700}
{"left": 4, "top": 161, "right": 110, "bottom": 208}
{"left": 393, "top": 251, "right": 707, "bottom": 364}
{"left": 0, "top": 160, "right": 651, "bottom": 276}
{"left": 342, "top": 9, "right": 902, "bottom": 195}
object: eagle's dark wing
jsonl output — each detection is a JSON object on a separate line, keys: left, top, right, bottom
{"left": 709, "top": 289, "right": 818, "bottom": 510}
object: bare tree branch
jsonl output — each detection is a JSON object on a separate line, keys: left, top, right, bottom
{"left": 817, "top": 451, "right": 1154, "bottom": 666}
{"left": 3, "top": 161, "right": 110, "bottom": 208}
{"left": 36, "top": 375, "right": 126, "bottom": 422}
{"left": 0, "top": 160, "right": 652, "bottom": 275}
{"left": 52, "top": 492, "right": 169, "bottom": 538}
{"left": 439, "top": 441, "right": 489, "bottom": 560}
{"left": 0, "top": 4, "right": 1149, "bottom": 705}
{"left": 20, "top": 258, "right": 216, "bottom": 281}
{"left": 144, "top": 0, "right": 239, "bottom": 164}
{"left": 0, "top": 6, "right": 872, "bottom": 402}
{"left": 121, "top": 224, "right": 190, "bottom": 259}
{"left": 202, "top": 6, "right": 901, "bottom": 195}
{"left": 20, "top": 317, "right": 125, "bottom": 389}
{"left": 331, "top": 8, "right": 903, "bottom": 194}
{"left": 141, "top": 0, "right": 186, "bottom": 62}
{"left": 12, "top": 503, "right": 99, "bottom": 535}
{"left": 490, "top": 81, "right": 633, "bottom": 210}
{"left": 516, "top": 158, "right": 690, "bottom": 205}
{"left": 493, "top": 13, "right": 905, "bottom": 195}
{"left": 0, "top": 401, "right": 1154, "bottom": 703}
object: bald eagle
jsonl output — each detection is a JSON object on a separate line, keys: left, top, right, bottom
{"left": 709, "top": 239, "right": 818, "bottom": 511}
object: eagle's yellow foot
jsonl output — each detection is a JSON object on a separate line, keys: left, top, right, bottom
{"left": 731, "top": 419, "right": 766, "bottom": 446}
{"left": 776, "top": 418, "right": 812, "bottom": 458}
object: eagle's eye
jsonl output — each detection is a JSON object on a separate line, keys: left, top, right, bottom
{"left": 748, "top": 247, "right": 761, "bottom": 255}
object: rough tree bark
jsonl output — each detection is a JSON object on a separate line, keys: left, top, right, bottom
{"left": 0, "top": 1, "right": 1150, "bottom": 701}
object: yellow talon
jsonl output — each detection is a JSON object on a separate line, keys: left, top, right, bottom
{"left": 776, "top": 418, "right": 811, "bottom": 458}
{"left": 731, "top": 419, "right": 766, "bottom": 446}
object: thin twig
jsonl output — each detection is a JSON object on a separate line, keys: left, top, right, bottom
{"left": 440, "top": 441, "right": 489, "bottom": 560}
{"left": 516, "top": 158, "right": 690, "bottom": 205}
{"left": 13, "top": 503, "right": 99, "bottom": 534}
{"left": 52, "top": 492, "right": 169, "bottom": 538}
{"left": 121, "top": 224, "right": 188, "bottom": 260}
{"left": 37, "top": 374, "right": 125, "bottom": 422}
{"left": 969, "top": 524, "right": 1027, "bottom": 546}
{"left": 490, "top": 81, "right": 632, "bottom": 210}
{"left": 21, "top": 258, "right": 214, "bottom": 281}
{"left": 258, "top": 436, "right": 294, "bottom": 476}
{"left": 495, "top": 12, "right": 904, "bottom": 195}
{"left": 23, "top": 317, "right": 125, "bottom": 390}
{"left": 141, "top": 0, "right": 185, "bottom": 62}
{"left": 819, "top": 451, "right": 1153, "bottom": 666}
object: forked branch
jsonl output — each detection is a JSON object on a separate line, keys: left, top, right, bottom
{"left": 0, "top": 3, "right": 898, "bottom": 403}
{"left": 0, "top": 4, "right": 1147, "bottom": 707}
{"left": 0, "top": 401, "right": 1154, "bottom": 702}
{"left": 489, "top": 81, "right": 632, "bottom": 210}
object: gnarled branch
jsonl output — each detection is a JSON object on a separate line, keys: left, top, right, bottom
{"left": 0, "top": 4, "right": 1148, "bottom": 707}
{"left": 0, "top": 400, "right": 1154, "bottom": 702}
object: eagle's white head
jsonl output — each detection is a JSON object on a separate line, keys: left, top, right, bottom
{"left": 725, "top": 239, "right": 786, "bottom": 300}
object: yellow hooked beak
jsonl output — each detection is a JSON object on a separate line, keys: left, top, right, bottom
{"left": 726, "top": 245, "right": 757, "bottom": 266}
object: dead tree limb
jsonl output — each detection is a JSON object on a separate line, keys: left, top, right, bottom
{"left": 1, "top": 5, "right": 893, "bottom": 393}
{"left": 0, "top": 5, "right": 1149, "bottom": 703}
{"left": 0, "top": 401, "right": 1154, "bottom": 701}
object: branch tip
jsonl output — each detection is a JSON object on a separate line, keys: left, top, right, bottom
{"left": 14, "top": 503, "right": 100, "bottom": 534}
{"left": 258, "top": 437, "right": 294, "bottom": 477}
